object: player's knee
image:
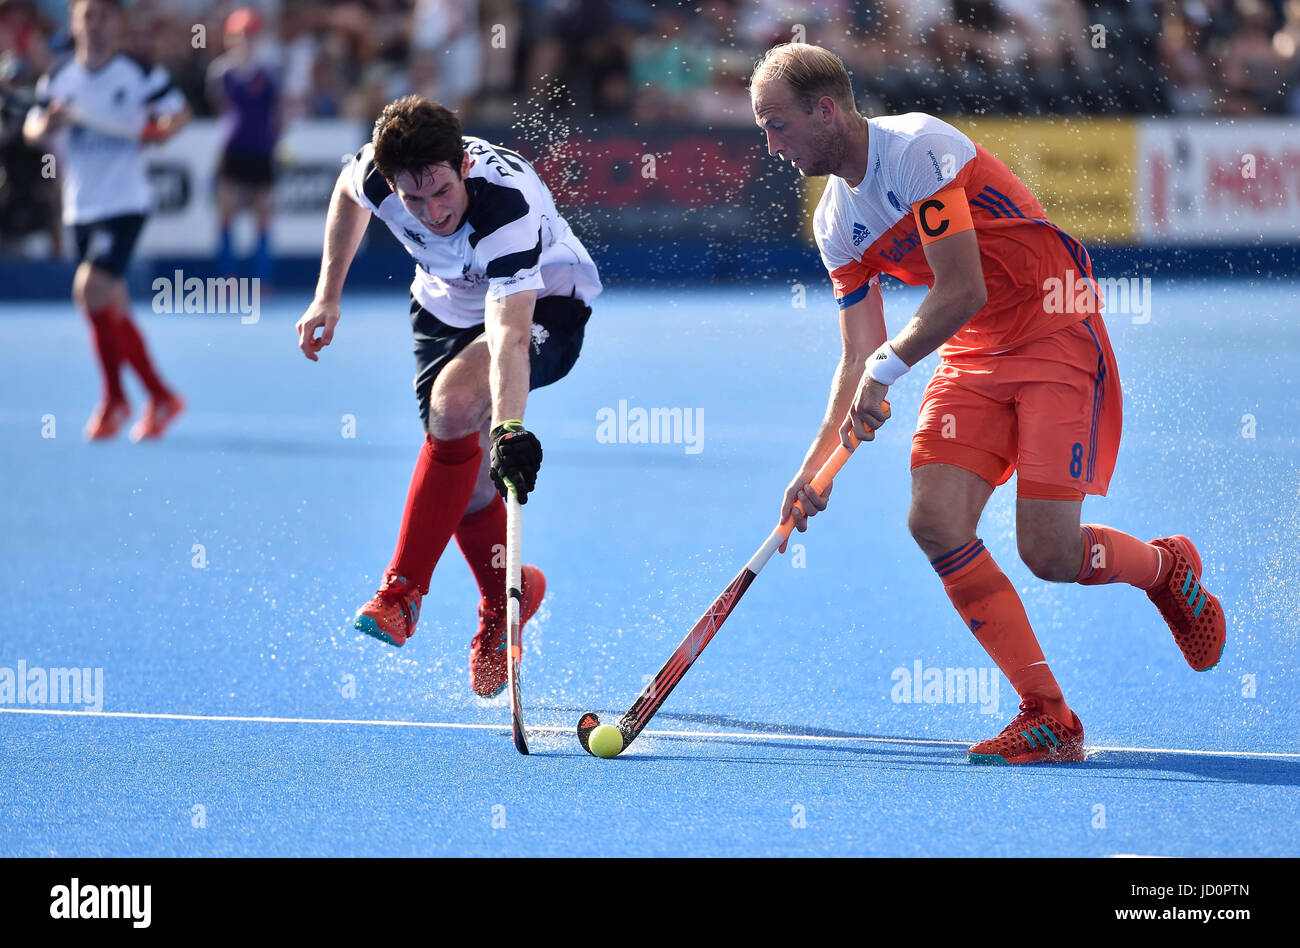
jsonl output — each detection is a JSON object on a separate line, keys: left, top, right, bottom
{"left": 1018, "top": 537, "right": 1078, "bottom": 583}
{"left": 427, "top": 385, "right": 488, "bottom": 439}
{"left": 79, "top": 267, "right": 114, "bottom": 310}
{"left": 908, "top": 505, "right": 967, "bottom": 559}
{"left": 72, "top": 265, "right": 93, "bottom": 304}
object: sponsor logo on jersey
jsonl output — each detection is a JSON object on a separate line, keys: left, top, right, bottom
{"left": 403, "top": 227, "right": 427, "bottom": 248}
{"left": 880, "top": 228, "right": 922, "bottom": 264}
{"left": 927, "top": 149, "right": 944, "bottom": 182}
{"left": 852, "top": 222, "right": 870, "bottom": 246}
{"left": 887, "top": 190, "right": 906, "bottom": 214}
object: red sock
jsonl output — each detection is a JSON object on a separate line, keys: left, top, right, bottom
{"left": 86, "top": 305, "right": 125, "bottom": 403}
{"left": 112, "top": 309, "right": 170, "bottom": 400}
{"left": 387, "top": 433, "right": 481, "bottom": 594}
{"left": 933, "top": 539, "right": 1072, "bottom": 724}
{"left": 1077, "top": 524, "right": 1165, "bottom": 589}
{"left": 455, "top": 494, "right": 507, "bottom": 613}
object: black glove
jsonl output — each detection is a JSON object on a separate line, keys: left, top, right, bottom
{"left": 489, "top": 420, "right": 542, "bottom": 503}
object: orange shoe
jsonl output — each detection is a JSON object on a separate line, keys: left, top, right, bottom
{"left": 469, "top": 565, "right": 545, "bottom": 697}
{"left": 84, "top": 399, "right": 131, "bottom": 441}
{"left": 968, "top": 696, "right": 1086, "bottom": 765}
{"left": 129, "top": 392, "right": 185, "bottom": 442}
{"left": 1147, "top": 535, "right": 1226, "bottom": 671}
{"left": 354, "top": 572, "right": 423, "bottom": 647}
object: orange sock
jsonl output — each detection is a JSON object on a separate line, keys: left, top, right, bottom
{"left": 1077, "top": 524, "right": 1165, "bottom": 589}
{"left": 932, "top": 539, "right": 1072, "bottom": 724}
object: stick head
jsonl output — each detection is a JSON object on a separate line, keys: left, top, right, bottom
{"left": 576, "top": 712, "right": 601, "bottom": 755}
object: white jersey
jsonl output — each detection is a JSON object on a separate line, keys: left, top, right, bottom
{"left": 33, "top": 54, "right": 187, "bottom": 225}
{"left": 347, "top": 136, "right": 602, "bottom": 328}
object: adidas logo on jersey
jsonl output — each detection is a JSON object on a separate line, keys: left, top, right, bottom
{"left": 852, "top": 222, "right": 870, "bottom": 246}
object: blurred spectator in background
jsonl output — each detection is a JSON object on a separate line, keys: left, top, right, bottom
{"left": 630, "top": 4, "right": 712, "bottom": 121}
{"left": 1, "top": 0, "right": 54, "bottom": 78}
{"left": 1160, "top": 1, "right": 1219, "bottom": 113}
{"left": 691, "top": 0, "right": 756, "bottom": 125}
{"left": 2, "top": 0, "right": 1296, "bottom": 269}
{"left": 1278, "top": 0, "right": 1300, "bottom": 113}
{"left": 1221, "top": 0, "right": 1287, "bottom": 112}
{"left": 0, "top": 0, "right": 59, "bottom": 256}
{"left": 410, "top": 0, "right": 481, "bottom": 116}
{"left": 207, "top": 5, "right": 281, "bottom": 280}
{"left": 279, "top": 1, "right": 320, "bottom": 121}
{"left": 8, "top": 0, "right": 1285, "bottom": 126}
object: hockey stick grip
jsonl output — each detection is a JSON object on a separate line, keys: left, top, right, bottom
{"left": 775, "top": 399, "right": 889, "bottom": 539}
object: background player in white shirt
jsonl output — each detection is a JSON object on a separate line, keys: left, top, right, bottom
{"left": 23, "top": 0, "right": 189, "bottom": 441}
{"left": 295, "top": 96, "right": 601, "bottom": 697}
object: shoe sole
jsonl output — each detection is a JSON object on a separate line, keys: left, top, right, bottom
{"left": 1174, "top": 535, "right": 1227, "bottom": 671}
{"left": 355, "top": 614, "right": 405, "bottom": 647}
{"left": 968, "top": 748, "right": 1087, "bottom": 765}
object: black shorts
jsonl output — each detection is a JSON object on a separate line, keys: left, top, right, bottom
{"left": 219, "top": 147, "right": 275, "bottom": 187}
{"left": 412, "top": 293, "right": 591, "bottom": 433}
{"left": 72, "top": 213, "right": 146, "bottom": 277}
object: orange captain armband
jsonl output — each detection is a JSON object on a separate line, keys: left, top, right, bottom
{"left": 913, "top": 186, "right": 974, "bottom": 245}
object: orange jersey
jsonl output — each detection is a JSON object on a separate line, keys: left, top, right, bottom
{"left": 814, "top": 113, "right": 1098, "bottom": 358}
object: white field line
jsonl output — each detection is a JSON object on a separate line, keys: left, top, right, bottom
{"left": 2, "top": 706, "right": 1297, "bottom": 761}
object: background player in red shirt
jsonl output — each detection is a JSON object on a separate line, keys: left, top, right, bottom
{"left": 751, "top": 43, "right": 1227, "bottom": 764}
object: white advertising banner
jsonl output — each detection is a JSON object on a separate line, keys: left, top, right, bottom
{"left": 138, "top": 118, "right": 366, "bottom": 256}
{"left": 1137, "top": 119, "right": 1300, "bottom": 245}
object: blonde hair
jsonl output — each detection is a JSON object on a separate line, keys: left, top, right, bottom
{"left": 750, "top": 43, "right": 856, "bottom": 114}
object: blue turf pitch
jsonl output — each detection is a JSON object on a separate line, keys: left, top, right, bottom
{"left": 1, "top": 281, "right": 1297, "bottom": 856}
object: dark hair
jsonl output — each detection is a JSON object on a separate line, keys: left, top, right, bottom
{"left": 372, "top": 96, "right": 464, "bottom": 183}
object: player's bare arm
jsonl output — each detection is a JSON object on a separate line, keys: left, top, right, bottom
{"left": 485, "top": 290, "right": 544, "bottom": 503}
{"left": 22, "top": 99, "right": 70, "bottom": 143}
{"left": 840, "top": 227, "right": 985, "bottom": 447}
{"left": 296, "top": 169, "right": 369, "bottom": 361}
{"left": 485, "top": 289, "right": 535, "bottom": 427}
{"left": 779, "top": 283, "right": 886, "bottom": 548}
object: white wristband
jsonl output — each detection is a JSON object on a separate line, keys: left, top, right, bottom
{"left": 867, "top": 342, "right": 909, "bottom": 386}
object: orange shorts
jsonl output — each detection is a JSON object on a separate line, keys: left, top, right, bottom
{"left": 910, "top": 316, "right": 1123, "bottom": 499}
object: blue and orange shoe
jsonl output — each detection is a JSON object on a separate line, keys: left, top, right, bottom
{"left": 1147, "top": 535, "right": 1226, "bottom": 672}
{"left": 354, "top": 572, "right": 422, "bottom": 647}
{"left": 968, "top": 696, "right": 1086, "bottom": 765}
{"left": 469, "top": 565, "right": 545, "bottom": 697}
